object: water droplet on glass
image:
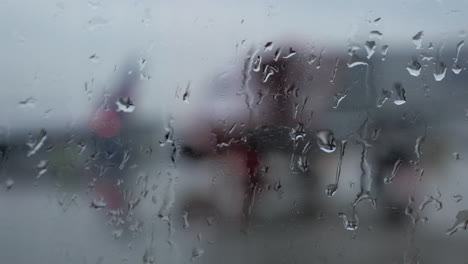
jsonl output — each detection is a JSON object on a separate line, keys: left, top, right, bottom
{"left": 18, "top": 97, "right": 37, "bottom": 108}
{"left": 262, "top": 64, "right": 279, "bottom": 83}
{"left": 453, "top": 195, "right": 463, "bottom": 203}
{"left": 374, "top": 17, "right": 381, "bottom": 23}
{"left": 330, "top": 58, "right": 340, "bottom": 84}
{"left": 365, "top": 41, "right": 376, "bottom": 59}
{"left": 369, "top": 30, "right": 383, "bottom": 40}
{"left": 406, "top": 57, "right": 422, "bottom": 76}
{"left": 414, "top": 136, "right": 425, "bottom": 164}
{"left": 393, "top": 82, "right": 407, "bottom": 105}
{"left": 89, "top": 54, "right": 100, "bottom": 63}
{"left": 339, "top": 212, "right": 359, "bottom": 231}
{"left": 332, "top": 90, "right": 348, "bottom": 108}
{"left": 116, "top": 97, "right": 135, "bottom": 113}
{"left": 325, "top": 140, "right": 347, "bottom": 197}
{"left": 91, "top": 198, "right": 107, "bottom": 210}
{"left": 384, "top": 159, "right": 403, "bottom": 184}
{"left": 308, "top": 53, "right": 317, "bottom": 64}
{"left": 264, "top": 41, "right": 273, "bottom": 51}
{"left": 182, "top": 83, "right": 191, "bottom": 103}
{"left": 36, "top": 160, "right": 48, "bottom": 179}
{"left": 453, "top": 152, "right": 463, "bottom": 160}
{"left": 191, "top": 247, "right": 204, "bottom": 260}
{"left": 273, "top": 47, "right": 281, "bottom": 61}
{"left": 412, "top": 31, "right": 424, "bottom": 49}
{"left": 252, "top": 55, "right": 262, "bottom": 72}
{"left": 315, "top": 48, "right": 325, "bottom": 69}
{"left": 297, "top": 156, "right": 309, "bottom": 172}
{"left": 283, "top": 47, "right": 297, "bottom": 59}
{"left": 453, "top": 40, "right": 464, "bottom": 73}
{"left": 446, "top": 210, "right": 468, "bottom": 235}
{"left": 347, "top": 54, "right": 368, "bottom": 68}
{"left": 452, "top": 64, "right": 462, "bottom": 74}
{"left": 316, "top": 129, "right": 336, "bottom": 153}
{"left": 381, "top": 45, "right": 389, "bottom": 61}
{"left": 376, "top": 89, "right": 391, "bottom": 107}
{"left": 182, "top": 211, "right": 190, "bottom": 229}
{"left": 26, "top": 129, "right": 47, "bottom": 157}
{"left": 419, "top": 187, "right": 443, "bottom": 212}
{"left": 433, "top": 61, "right": 447, "bottom": 81}
{"left": 112, "top": 229, "right": 123, "bottom": 239}
{"left": 325, "top": 184, "right": 338, "bottom": 197}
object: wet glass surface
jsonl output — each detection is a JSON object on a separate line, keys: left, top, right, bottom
{"left": 2, "top": 0, "right": 468, "bottom": 263}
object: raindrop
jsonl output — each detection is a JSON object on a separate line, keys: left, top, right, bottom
{"left": 384, "top": 159, "right": 403, "bottom": 184}
{"left": 453, "top": 195, "right": 463, "bottom": 203}
{"left": 316, "top": 129, "right": 336, "bottom": 153}
{"left": 143, "top": 248, "right": 155, "bottom": 264}
{"left": 353, "top": 140, "right": 376, "bottom": 208}
{"left": 446, "top": 210, "right": 468, "bottom": 235}
{"left": 406, "top": 57, "right": 422, "bottom": 76}
{"left": 116, "top": 97, "right": 135, "bottom": 113}
{"left": 18, "top": 97, "right": 37, "bottom": 108}
{"left": 308, "top": 53, "right": 317, "bottom": 64}
{"left": 347, "top": 54, "right": 368, "bottom": 68}
{"left": 365, "top": 41, "right": 376, "bottom": 59}
{"left": 90, "top": 198, "right": 107, "bottom": 209}
{"left": 89, "top": 54, "right": 100, "bottom": 63}
{"left": 456, "top": 40, "right": 464, "bottom": 51}
{"left": 325, "top": 140, "right": 347, "bottom": 197}
{"left": 297, "top": 156, "right": 309, "bottom": 172}
{"left": 252, "top": 55, "right": 262, "bottom": 72}
{"left": 330, "top": 58, "right": 340, "bottom": 83}
{"left": 264, "top": 42, "right": 273, "bottom": 51}
{"left": 112, "top": 229, "right": 123, "bottom": 239}
{"left": 119, "top": 150, "right": 130, "bottom": 170}
{"left": 369, "top": 30, "right": 383, "bottom": 40}
{"left": 338, "top": 211, "right": 359, "bottom": 231}
{"left": 393, "top": 82, "right": 407, "bottom": 105}
{"left": 325, "top": 184, "right": 338, "bottom": 197}
{"left": 376, "top": 89, "right": 391, "bottom": 107}
{"left": 262, "top": 64, "right": 279, "bottom": 83}
{"left": 381, "top": 45, "right": 389, "bottom": 61}
{"left": 414, "top": 135, "right": 425, "bottom": 164}
{"left": 36, "top": 160, "right": 48, "bottom": 179}
{"left": 332, "top": 90, "right": 348, "bottom": 109}
{"left": 453, "top": 152, "right": 463, "bottom": 160}
{"left": 453, "top": 40, "right": 464, "bottom": 72}
{"left": 283, "top": 47, "right": 297, "bottom": 59}
{"left": 433, "top": 61, "right": 447, "bottom": 81}
{"left": 371, "top": 128, "right": 381, "bottom": 140}
{"left": 182, "top": 211, "right": 190, "bottom": 229}
{"left": 412, "top": 31, "right": 424, "bottom": 49}
{"left": 182, "top": 82, "right": 191, "bottom": 103}
{"left": 191, "top": 247, "right": 204, "bottom": 260}
{"left": 421, "top": 52, "right": 434, "bottom": 62}
{"left": 419, "top": 187, "right": 443, "bottom": 212}
{"left": 26, "top": 129, "right": 47, "bottom": 157}
{"left": 316, "top": 48, "right": 325, "bottom": 69}
{"left": 273, "top": 47, "right": 281, "bottom": 61}
{"left": 452, "top": 64, "right": 462, "bottom": 74}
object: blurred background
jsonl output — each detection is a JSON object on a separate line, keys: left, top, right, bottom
{"left": 2, "top": 0, "right": 468, "bottom": 263}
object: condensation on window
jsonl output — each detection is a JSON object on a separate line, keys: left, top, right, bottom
{"left": 1, "top": 0, "right": 468, "bottom": 263}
